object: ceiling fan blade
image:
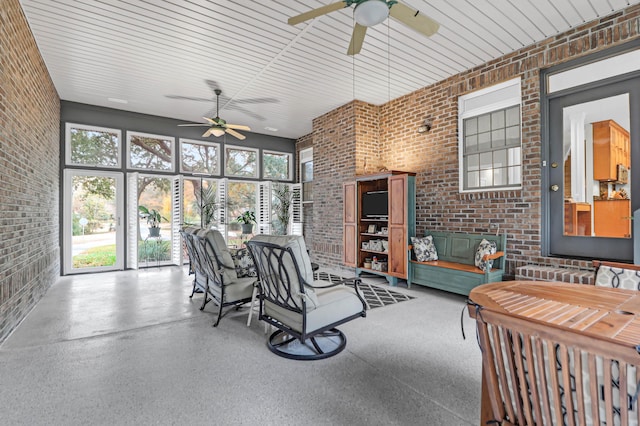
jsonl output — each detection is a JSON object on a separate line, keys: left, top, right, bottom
{"left": 224, "top": 104, "right": 266, "bottom": 121}
{"left": 288, "top": 1, "right": 347, "bottom": 25}
{"left": 203, "top": 117, "right": 217, "bottom": 124}
{"left": 202, "top": 128, "right": 214, "bottom": 137}
{"left": 226, "top": 124, "right": 251, "bottom": 131}
{"left": 389, "top": 2, "right": 439, "bottom": 37}
{"left": 226, "top": 128, "right": 246, "bottom": 140}
{"left": 178, "top": 123, "right": 209, "bottom": 127}
{"left": 166, "top": 95, "right": 213, "bottom": 102}
{"left": 347, "top": 23, "right": 367, "bottom": 56}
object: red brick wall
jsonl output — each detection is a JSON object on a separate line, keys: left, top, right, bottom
{"left": 298, "top": 5, "right": 640, "bottom": 276}
{"left": 0, "top": 0, "right": 61, "bottom": 342}
{"left": 307, "top": 102, "right": 357, "bottom": 265}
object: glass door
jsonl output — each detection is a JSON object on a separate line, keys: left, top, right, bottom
{"left": 63, "top": 169, "right": 124, "bottom": 274}
{"left": 548, "top": 76, "right": 639, "bottom": 260}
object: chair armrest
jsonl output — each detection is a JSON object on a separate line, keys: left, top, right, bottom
{"left": 306, "top": 276, "right": 359, "bottom": 289}
{"left": 482, "top": 251, "right": 504, "bottom": 261}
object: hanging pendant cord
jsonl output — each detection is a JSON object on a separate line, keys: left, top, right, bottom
{"left": 387, "top": 18, "right": 391, "bottom": 103}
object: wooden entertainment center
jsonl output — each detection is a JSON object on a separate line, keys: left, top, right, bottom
{"left": 343, "top": 171, "right": 415, "bottom": 286}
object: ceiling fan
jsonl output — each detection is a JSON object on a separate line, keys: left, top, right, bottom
{"left": 167, "top": 79, "right": 277, "bottom": 121}
{"left": 178, "top": 89, "right": 250, "bottom": 140}
{"left": 288, "top": 0, "right": 439, "bottom": 55}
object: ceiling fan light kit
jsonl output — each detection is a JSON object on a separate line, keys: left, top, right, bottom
{"left": 354, "top": 0, "right": 390, "bottom": 26}
{"left": 288, "top": 0, "right": 438, "bottom": 56}
{"left": 210, "top": 128, "right": 225, "bottom": 137}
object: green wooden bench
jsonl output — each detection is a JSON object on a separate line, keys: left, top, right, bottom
{"left": 408, "top": 231, "right": 506, "bottom": 296}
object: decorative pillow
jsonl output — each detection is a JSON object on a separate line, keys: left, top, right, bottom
{"left": 595, "top": 265, "right": 640, "bottom": 290}
{"left": 230, "top": 248, "right": 257, "bottom": 278}
{"left": 411, "top": 236, "right": 438, "bottom": 262}
{"left": 475, "top": 239, "right": 497, "bottom": 271}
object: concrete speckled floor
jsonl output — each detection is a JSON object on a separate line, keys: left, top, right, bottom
{"left": 0, "top": 267, "right": 482, "bottom": 425}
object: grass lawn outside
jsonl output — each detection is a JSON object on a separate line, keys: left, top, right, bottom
{"left": 72, "top": 244, "right": 116, "bottom": 268}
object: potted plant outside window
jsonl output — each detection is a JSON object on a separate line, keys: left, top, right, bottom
{"left": 139, "top": 205, "right": 167, "bottom": 238}
{"left": 236, "top": 211, "right": 256, "bottom": 234}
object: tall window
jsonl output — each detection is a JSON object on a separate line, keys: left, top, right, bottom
{"left": 225, "top": 145, "right": 258, "bottom": 178}
{"left": 127, "top": 132, "right": 175, "bottom": 171}
{"left": 137, "top": 175, "right": 172, "bottom": 265}
{"left": 300, "top": 148, "right": 313, "bottom": 202}
{"left": 226, "top": 181, "right": 258, "bottom": 247}
{"left": 459, "top": 78, "right": 522, "bottom": 192}
{"left": 66, "top": 123, "right": 120, "bottom": 167}
{"left": 263, "top": 150, "right": 292, "bottom": 180}
{"left": 180, "top": 139, "right": 220, "bottom": 175}
{"left": 183, "top": 178, "right": 219, "bottom": 228}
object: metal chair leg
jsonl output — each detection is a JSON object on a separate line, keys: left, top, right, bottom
{"left": 213, "top": 301, "right": 223, "bottom": 327}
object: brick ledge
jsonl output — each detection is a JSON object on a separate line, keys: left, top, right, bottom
{"left": 515, "top": 265, "right": 594, "bottom": 285}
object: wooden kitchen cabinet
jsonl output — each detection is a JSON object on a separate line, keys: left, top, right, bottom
{"left": 592, "top": 119, "right": 630, "bottom": 182}
{"left": 593, "top": 199, "right": 631, "bottom": 238}
{"left": 564, "top": 202, "right": 591, "bottom": 236}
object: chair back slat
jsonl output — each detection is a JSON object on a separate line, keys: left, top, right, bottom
{"left": 479, "top": 314, "right": 640, "bottom": 425}
{"left": 246, "top": 240, "right": 305, "bottom": 313}
{"left": 192, "top": 233, "right": 225, "bottom": 288}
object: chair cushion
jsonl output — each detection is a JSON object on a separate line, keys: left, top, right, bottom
{"left": 250, "top": 234, "right": 319, "bottom": 308}
{"left": 197, "top": 229, "right": 238, "bottom": 283}
{"left": 264, "top": 282, "right": 364, "bottom": 334}
{"left": 595, "top": 265, "right": 640, "bottom": 290}
{"left": 250, "top": 235, "right": 314, "bottom": 284}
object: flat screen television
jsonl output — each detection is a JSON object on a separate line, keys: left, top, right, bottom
{"left": 362, "top": 191, "right": 388, "bottom": 218}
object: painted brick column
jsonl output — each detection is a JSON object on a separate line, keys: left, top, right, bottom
{"left": 0, "top": 0, "right": 61, "bottom": 342}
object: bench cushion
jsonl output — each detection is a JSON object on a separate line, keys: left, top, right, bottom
{"left": 411, "top": 259, "right": 485, "bottom": 275}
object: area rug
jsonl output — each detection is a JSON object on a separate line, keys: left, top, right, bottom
{"left": 314, "top": 271, "right": 415, "bottom": 310}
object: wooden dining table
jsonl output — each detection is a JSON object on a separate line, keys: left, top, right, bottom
{"left": 468, "top": 280, "right": 640, "bottom": 426}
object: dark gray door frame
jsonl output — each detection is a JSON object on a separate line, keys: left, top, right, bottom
{"left": 540, "top": 39, "right": 640, "bottom": 261}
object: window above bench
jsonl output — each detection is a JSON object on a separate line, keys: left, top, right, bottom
{"left": 458, "top": 77, "right": 522, "bottom": 193}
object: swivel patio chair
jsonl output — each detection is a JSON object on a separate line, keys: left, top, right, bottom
{"left": 187, "top": 229, "right": 257, "bottom": 326}
{"left": 246, "top": 235, "right": 366, "bottom": 360}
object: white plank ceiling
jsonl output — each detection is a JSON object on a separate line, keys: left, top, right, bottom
{"left": 19, "top": 0, "right": 639, "bottom": 139}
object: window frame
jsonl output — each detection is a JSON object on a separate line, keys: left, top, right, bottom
{"left": 299, "top": 147, "right": 313, "bottom": 203}
{"left": 179, "top": 138, "right": 221, "bottom": 176}
{"left": 65, "top": 122, "right": 122, "bottom": 168}
{"left": 223, "top": 144, "right": 259, "bottom": 179}
{"left": 126, "top": 131, "right": 176, "bottom": 172}
{"left": 262, "top": 149, "right": 293, "bottom": 181}
{"left": 458, "top": 77, "right": 522, "bottom": 193}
